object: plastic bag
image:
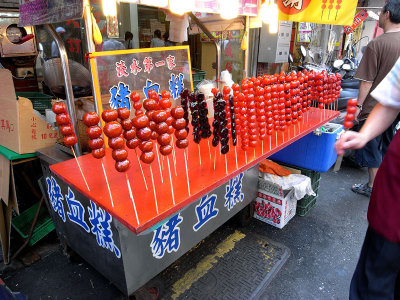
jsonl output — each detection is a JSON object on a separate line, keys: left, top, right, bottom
{"left": 220, "top": 70, "right": 234, "bottom": 92}
{"left": 261, "top": 173, "right": 316, "bottom": 200}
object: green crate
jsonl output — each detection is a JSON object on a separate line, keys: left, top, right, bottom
{"left": 296, "top": 178, "right": 320, "bottom": 216}
{"left": 192, "top": 68, "right": 206, "bottom": 89}
{"left": 273, "top": 161, "right": 321, "bottom": 216}
{"left": 297, "top": 195, "right": 318, "bottom": 217}
{"left": 12, "top": 202, "right": 55, "bottom": 246}
{"left": 16, "top": 92, "right": 53, "bottom": 114}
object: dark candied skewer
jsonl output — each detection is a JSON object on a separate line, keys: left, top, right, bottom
{"left": 180, "top": 89, "right": 190, "bottom": 134}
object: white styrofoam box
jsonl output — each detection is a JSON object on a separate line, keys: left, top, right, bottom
{"left": 253, "top": 189, "right": 297, "bottom": 229}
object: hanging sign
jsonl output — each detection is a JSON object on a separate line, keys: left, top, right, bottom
{"left": 277, "top": 0, "right": 358, "bottom": 26}
{"left": 344, "top": 10, "right": 369, "bottom": 34}
{"left": 18, "top": 0, "right": 83, "bottom": 27}
{"left": 89, "top": 46, "right": 193, "bottom": 114}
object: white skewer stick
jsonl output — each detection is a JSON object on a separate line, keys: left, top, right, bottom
{"left": 171, "top": 141, "right": 177, "bottom": 176}
{"left": 234, "top": 146, "right": 238, "bottom": 169}
{"left": 71, "top": 147, "right": 90, "bottom": 192}
{"left": 101, "top": 161, "right": 114, "bottom": 207}
{"left": 155, "top": 145, "right": 164, "bottom": 183}
{"left": 214, "top": 147, "right": 217, "bottom": 170}
{"left": 134, "top": 149, "right": 148, "bottom": 191}
{"left": 208, "top": 140, "right": 212, "bottom": 161}
{"left": 167, "top": 156, "right": 175, "bottom": 205}
{"left": 183, "top": 150, "right": 191, "bottom": 196}
{"left": 125, "top": 173, "right": 140, "bottom": 225}
{"left": 149, "top": 165, "right": 159, "bottom": 214}
{"left": 225, "top": 154, "right": 228, "bottom": 175}
{"left": 198, "top": 144, "right": 202, "bottom": 166}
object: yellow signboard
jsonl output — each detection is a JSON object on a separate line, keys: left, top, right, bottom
{"left": 89, "top": 46, "right": 193, "bottom": 119}
{"left": 278, "top": 0, "right": 358, "bottom": 26}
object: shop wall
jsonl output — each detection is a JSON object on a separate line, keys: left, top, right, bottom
{"left": 201, "top": 42, "right": 216, "bottom": 80}
{"left": 0, "top": 0, "right": 19, "bottom": 9}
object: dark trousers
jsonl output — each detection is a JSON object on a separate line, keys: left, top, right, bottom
{"left": 350, "top": 227, "right": 400, "bottom": 300}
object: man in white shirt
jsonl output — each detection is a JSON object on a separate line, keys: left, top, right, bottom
{"left": 335, "top": 57, "right": 400, "bottom": 299}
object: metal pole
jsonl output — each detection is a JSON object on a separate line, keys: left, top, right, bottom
{"left": 44, "top": 24, "right": 81, "bottom": 156}
{"left": 243, "top": 16, "right": 250, "bottom": 79}
{"left": 83, "top": 0, "right": 100, "bottom": 115}
{"left": 189, "top": 12, "right": 221, "bottom": 89}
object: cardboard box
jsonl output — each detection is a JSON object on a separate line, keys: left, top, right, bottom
{"left": 253, "top": 177, "right": 297, "bottom": 229}
{"left": 0, "top": 69, "right": 58, "bottom": 154}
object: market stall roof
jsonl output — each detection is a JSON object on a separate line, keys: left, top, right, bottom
{"left": 19, "top": 0, "right": 357, "bottom": 28}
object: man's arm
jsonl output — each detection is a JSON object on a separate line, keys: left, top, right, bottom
{"left": 356, "top": 80, "right": 373, "bottom": 118}
{"left": 335, "top": 103, "right": 400, "bottom": 155}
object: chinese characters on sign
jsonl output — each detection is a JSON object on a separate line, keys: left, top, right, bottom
{"left": 344, "top": 10, "right": 368, "bottom": 34}
{"left": 109, "top": 53, "right": 185, "bottom": 105}
{"left": 88, "top": 201, "right": 121, "bottom": 258}
{"left": 150, "top": 172, "right": 244, "bottom": 259}
{"left": 150, "top": 213, "right": 183, "bottom": 259}
{"left": 46, "top": 176, "right": 66, "bottom": 222}
{"left": 169, "top": 73, "right": 185, "bottom": 100}
{"left": 193, "top": 194, "right": 219, "bottom": 232}
{"left": 224, "top": 173, "right": 245, "bottom": 211}
{"left": 45, "top": 177, "right": 121, "bottom": 259}
{"left": 1, "top": 119, "right": 14, "bottom": 133}
{"left": 282, "top": 0, "right": 303, "bottom": 11}
{"left": 109, "top": 82, "right": 131, "bottom": 110}
{"left": 115, "top": 55, "right": 177, "bottom": 78}
{"left": 143, "top": 79, "right": 160, "bottom": 100}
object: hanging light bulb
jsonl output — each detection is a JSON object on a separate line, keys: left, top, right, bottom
{"left": 102, "top": 0, "right": 117, "bottom": 17}
{"left": 169, "top": 0, "right": 193, "bottom": 16}
{"left": 259, "top": 0, "right": 272, "bottom": 24}
{"left": 269, "top": 2, "right": 279, "bottom": 34}
{"left": 219, "top": 0, "right": 239, "bottom": 20}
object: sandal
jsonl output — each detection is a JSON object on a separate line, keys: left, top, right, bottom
{"left": 352, "top": 183, "right": 372, "bottom": 197}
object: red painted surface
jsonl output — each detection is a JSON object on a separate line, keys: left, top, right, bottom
{"left": 50, "top": 108, "right": 339, "bottom": 234}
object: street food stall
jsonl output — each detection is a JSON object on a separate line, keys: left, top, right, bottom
{"left": 11, "top": 0, "right": 358, "bottom": 296}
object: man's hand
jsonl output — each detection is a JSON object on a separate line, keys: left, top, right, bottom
{"left": 334, "top": 131, "right": 369, "bottom": 156}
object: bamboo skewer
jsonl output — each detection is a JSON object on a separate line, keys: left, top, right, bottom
{"left": 183, "top": 151, "right": 191, "bottom": 196}
{"left": 155, "top": 145, "right": 164, "bottom": 183}
{"left": 125, "top": 173, "right": 139, "bottom": 225}
{"left": 101, "top": 161, "right": 114, "bottom": 207}
{"left": 134, "top": 149, "right": 148, "bottom": 191}
{"left": 149, "top": 165, "right": 159, "bottom": 214}
{"left": 71, "top": 147, "right": 90, "bottom": 192}
{"left": 166, "top": 156, "right": 175, "bottom": 205}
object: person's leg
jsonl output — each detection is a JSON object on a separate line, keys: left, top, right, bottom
{"left": 350, "top": 227, "right": 400, "bottom": 300}
{"left": 367, "top": 167, "right": 379, "bottom": 188}
{"left": 353, "top": 128, "right": 382, "bottom": 197}
{"left": 350, "top": 229, "right": 371, "bottom": 299}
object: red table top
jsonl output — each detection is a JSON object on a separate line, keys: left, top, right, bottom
{"left": 50, "top": 108, "right": 339, "bottom": 234}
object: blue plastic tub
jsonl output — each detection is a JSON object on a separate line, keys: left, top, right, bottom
{"left": 270, "top": 123, "right": 343, "bottom": 172}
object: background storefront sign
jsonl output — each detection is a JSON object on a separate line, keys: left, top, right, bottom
{"left": 18, "top": 0, "right": 83, "bottom": 27}
{"left": 296, "top": 22, "right": 313, "bottom": 43}
{"left": 344, "top": 10, "right": 369, "bottom": 34}
{"left": 278, "top": 0, "right": 358, "bottom": 26}
{"left": 90, "top": 46, "right": 193, "bottom": 112}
